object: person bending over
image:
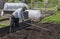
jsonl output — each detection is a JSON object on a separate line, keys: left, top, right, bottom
{"left": 10, "top": 7, "right": 27, "bottom": 28}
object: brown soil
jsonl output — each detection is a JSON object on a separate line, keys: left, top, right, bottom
{"left": 0, "top": 22, "right": 60, "bottom": 39}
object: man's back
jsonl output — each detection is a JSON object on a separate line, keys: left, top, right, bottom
{"left": 12, "top": 8, "right": 24, "bottom": 19}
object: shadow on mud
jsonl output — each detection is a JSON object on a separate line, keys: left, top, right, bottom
{"left": 0, "top": 20, "right": 31, "bottom": 37}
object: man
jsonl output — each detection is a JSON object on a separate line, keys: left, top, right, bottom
{"left": 10, "top": 7, "right": 27, "bottom": 28}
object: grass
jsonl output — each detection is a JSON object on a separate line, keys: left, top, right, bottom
{"left": 0, "top": 16, "right": 6, "bottom": 19}
{"left": 40, "top": 7, "right": 57, "bottom": 11}
{"left": 0, "top": 15, "right": 10, "bottom": 28}
{"left": 28, "top": 3, "right": 57, "bottom": 11}
{"left": 28, "top": 3, "right": 57, "bottom": 10}
{"left": 0, "top": 20, "right": 10, "bottom": 28}
{"left": 0, "top": 24, "right": 9, "bottom": 28}
{"left": 41, "top": 13, "right": 60, "bottom": 24}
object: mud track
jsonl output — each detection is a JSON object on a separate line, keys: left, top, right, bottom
{"left": 0, "top": 20, "right": 60, "bottom": 39}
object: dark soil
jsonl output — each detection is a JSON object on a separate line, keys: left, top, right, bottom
{"left": 0, "top": 22, "right": 60, "bottom": 39}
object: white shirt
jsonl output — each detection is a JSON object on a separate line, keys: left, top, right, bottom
{"left": 12, "top": 8, "right": 24, "bottom": 20}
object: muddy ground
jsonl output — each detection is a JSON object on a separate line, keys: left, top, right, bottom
{"left": 0, "top": 22, "right": 60, "bottom": 39}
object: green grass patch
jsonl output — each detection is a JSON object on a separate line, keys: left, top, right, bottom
{"left": 29, "top": 4, "right": 57, "bottom": 11}
{"left": 41, "top": 13, "right": 60, "bottom": 24}
{"left": 0, "top": 24, "right": 9, "bottom": 28}
{"left": 0, "top": 20, "right": 10, "bottom": 28}
{"left": 28, "top": 2, "right": 57, "bottom": 10}
{"left": 40, "top": 7, "right": 57, "bottom": 11}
